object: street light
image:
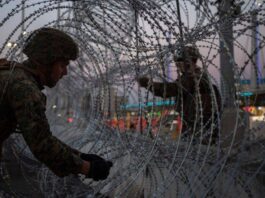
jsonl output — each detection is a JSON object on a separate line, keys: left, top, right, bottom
{"left": 255, "top": 0, "right": 262, "bottom": 6}
{"left": 6, "top": 42, "right": 17, "bottom": 48}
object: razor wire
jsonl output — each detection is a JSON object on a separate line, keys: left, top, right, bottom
{"left": 0, "top": 0, "right": 265, "bottom": 197}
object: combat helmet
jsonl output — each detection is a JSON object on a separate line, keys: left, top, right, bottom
{"left": 174, "top": 45, "right": 200, "bottom": 63}
{"left": 23, "top": 27, "right": 78, "bottom": 66}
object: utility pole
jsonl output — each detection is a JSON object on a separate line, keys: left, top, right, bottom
{"left": 218, "top": 1, "right": 250, "bottom": 148}
{"left": 57, "top": 1, "right": 61, "bottom": 27}
{"left": 251, "top": 11, "right": 258, "bottom": 90}
{"left": 219, "top": 0, "right": 236, "bottom": 108}
{"left": 251, "top": 1, "right": 262, "bottom": 90}
{"left": 21, "top": 0, "right": 25, "bottom": 61}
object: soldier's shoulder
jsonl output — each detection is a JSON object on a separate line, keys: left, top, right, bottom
{"left": 0, "top": 61, "right": 33, "bottom": 83}
{"left": 1, "top": 68, "right": 40, "bottom": 101}
{"left": 6, "top": 72, "right": 44, "bottom": 103}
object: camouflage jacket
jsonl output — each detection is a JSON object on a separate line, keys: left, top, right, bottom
{"left": 146, "top": 69, "right": 221, "bottom": 141}
{"left": 0, "top": 59, "right": 83, "bottom": 177}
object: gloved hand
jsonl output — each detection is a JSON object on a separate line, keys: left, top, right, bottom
{"left": 137, "top": 76, "right": 150, "bottom": 88}
{"left": 80, "top": 153, "right": 113, "bottom": 181}
{"left": 86, "top": 160, "right": 113, "bottom": 181}
{"left": 80, "top": 153, "right": 105, "bottom": 162}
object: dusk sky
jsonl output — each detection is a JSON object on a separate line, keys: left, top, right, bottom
{"left": 0, "top": 0, "right": 264, "bottom": 86}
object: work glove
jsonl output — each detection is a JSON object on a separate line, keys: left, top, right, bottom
{"left": 80, "top": 153, "right": 113, "bottom": 181}
{"left": 87, "top": 160, "right": 113, "bottom": 181}
{"left": 137, "top": 76, "right": 150, "bottom": 88}
{"left": 80, "top": 153, "right": 105, "bottom": 162}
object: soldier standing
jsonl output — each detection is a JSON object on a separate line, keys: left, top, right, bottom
{"left": 138, "top": 46, "right": 221, "bottom": 144}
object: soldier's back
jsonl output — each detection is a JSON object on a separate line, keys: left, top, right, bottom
{"left": 0, "top": 59, "right": 39, "bottom": 151}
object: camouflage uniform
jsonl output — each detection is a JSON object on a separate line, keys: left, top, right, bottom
{"left": 0, "top": 59, "right": 83, "bottom": 177}
{"left": 0, "top": 28, "right": 83, "bottom": 177}
{"left": 146, "top": 68, "right": 221, "bottom": 144}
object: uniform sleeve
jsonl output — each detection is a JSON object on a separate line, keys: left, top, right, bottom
{"left": 147, "top": 82, "right": 178, "bottom": 98}
{"left": 8, "top": 79, "right": 83, "bottom": 177}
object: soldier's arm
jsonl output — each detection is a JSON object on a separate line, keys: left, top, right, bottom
{"left": 8, "top": 79, "right": 86, "bottom": 177}
{"left": 148, "top": 82, "right": 179, "bottom": 98}
{"left": 138, "top": 77, "right": 178, "bottom": 98}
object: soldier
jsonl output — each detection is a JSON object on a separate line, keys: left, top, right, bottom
{"left": 138, "top": 46, "right": 221, "bottom": 144}
{"left": 0, "top": 27, "right": 112, "bottom": 180}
